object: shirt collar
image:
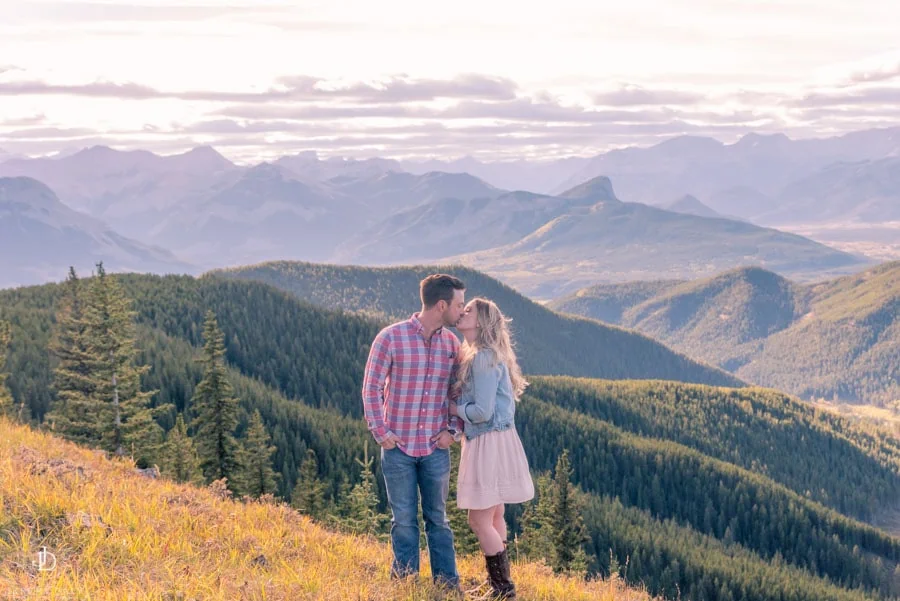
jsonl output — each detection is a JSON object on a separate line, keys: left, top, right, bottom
{"left": 410, "top": 312, "right": 443, "bottom": 336}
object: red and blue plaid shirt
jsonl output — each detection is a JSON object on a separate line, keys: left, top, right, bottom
{"left": 362, "top": 313, "right": 462, "bottom": 457}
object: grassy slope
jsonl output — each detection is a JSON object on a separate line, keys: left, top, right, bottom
{"left": 0, "top": 418, "right": 652, "bottom": 601}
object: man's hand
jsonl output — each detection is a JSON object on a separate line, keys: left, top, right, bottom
{"left": 432, "top": 430, "right": 454, "bottom": 450}
{"left": 380, "top": 433, "right": 404, "bottom": 450}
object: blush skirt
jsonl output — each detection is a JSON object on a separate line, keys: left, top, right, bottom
{"left": 457, "top": 428, "right": 535, "bottom": 510}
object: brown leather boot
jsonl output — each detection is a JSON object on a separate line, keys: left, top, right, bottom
{"left": 485, "top": 548, "right": 517, "bottom": 600}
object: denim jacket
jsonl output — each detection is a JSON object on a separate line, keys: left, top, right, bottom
{"left": 453, "top": 349, "right": 517, "bottom": 440}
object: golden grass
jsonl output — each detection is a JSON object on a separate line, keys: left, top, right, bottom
{"left": 0, "top": 418, "right": 652, "bottom": 600}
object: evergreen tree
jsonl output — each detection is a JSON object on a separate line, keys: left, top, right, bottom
{"left": 240, "top": 409, "right": 279, "bottom": 498}
{"left": 45, "top": 268, "right": 102, "bottom": 442}
{"left": 81, "top": 263, "right": 164, "bottom": 464}
{"left": 327, "top": 474, "right": 353, "bottom": 530}
{"left": 291, "top": 448, "right": 328, "bottom": 520}
{"left": 340, "top": 440, "right": 388, "bottom": 537}
{"left": 0, "top": 319, "right": 13, "bottom": 418}
{"left": 516, "top": 473, "right": 555, "bottom": 563}
{"left": 551, "top": 450, "right": 589, "bottom": 575}
{"left": 162, "top": 413, "right": 204, "bottom": 484}
{"left": 192, "top": 310, "right": 243, "bottom": 494}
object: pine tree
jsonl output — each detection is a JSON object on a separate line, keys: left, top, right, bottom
{"left": 327, "top": 474, "right": 354, "bottom": 530}
{"left": 340, "top": 440, "right": 388, "bottom": 537}
{"left": 240, "top": 409, "right": 279, "bottom": 498}
{"left": 0, "top": 320, "right": 13, "bottom": 418}
{"left": 81, "top": 263, "right": 164, "bottom": 464}
{"left": 291, "top": 448, "right": 328, "bottom": 520}
{"left": 550, "top": 450, "right": 589, "bottom": 575}
{"left": 516, "top": 473, "right": 555, "bottom": 563}
{"left": 45, "top": 268, "right": 102, "bottom": 442}
{"left": 161, "top": 413, "right": 204, "bottom": 484}
{"left": 192, "top": 310, "right": 243, "bottom": 494}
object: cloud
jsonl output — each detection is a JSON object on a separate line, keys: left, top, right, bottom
{"left": 274, "top": 73, "right": 518, "bottom": 102}
{"left": 593, "top": 86, "right": 704, "bottom": 106}
{"left": 13, "top": 2, "right": 287, "bottom": 23}
{"left": 0, "top": 80, "right": 161, "bottom": 99}
{"left": 0, "top": 73, "right": 518, "bottom": 103}
{"left": 214, "top": 97, "right": 677, "bottom": 123}
{"left": 795, "top": 85, "right": 900, "bottom": 107}
{"left": 0, "top": 114, "right": 47, "bottom": 127}
{"left": 843, "top": 58, "right": 900, "bottom": 85}
{"left": 1, "top": 126, "right": 101, "bottom": 139}
{"left": 0, "top": 70, "right": 896, "bottom": 162}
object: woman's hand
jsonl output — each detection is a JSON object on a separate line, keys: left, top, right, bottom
{"left": 449, "top": 400, "right": 458, "bottom": 417}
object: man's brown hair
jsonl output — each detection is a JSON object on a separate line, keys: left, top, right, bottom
{"left": 420, "top": 274, "right": 465, "bottom": 308}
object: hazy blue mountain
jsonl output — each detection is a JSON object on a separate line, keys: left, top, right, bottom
{"left": 553, "top": 128, "right": 900, "bottom": 213}
{"left": 275, "top": 151, "right": 402, "bottom": 183}
{"left": 0, "top": 176, "right": 191, "bottom": 288}
{"left": 0, "top": 145, "right": 242, "bottom": 240}
{"left": 400, "top": 155, "right": 592, "bottom": 194}
{"left": 666, "top": 194, "right": 722, "bottom": 218}
{"left": 758, "top": 157, "right": 900, "bottom": 225}
{"left": 332, "top": 176, "right": 617, "bottom": 264}
{"left": 147, "top": 166, "right": 500, "bottom": 268}
{"left": 446, "top": 177, "right": 869, "bottom": 298}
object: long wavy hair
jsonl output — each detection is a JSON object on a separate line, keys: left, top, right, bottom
{"left": 453, "top": 297, "right": 528, "bottom": 400}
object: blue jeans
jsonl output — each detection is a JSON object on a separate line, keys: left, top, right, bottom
{"left": 380, "top": 446, "right": 459, "bottom": 587}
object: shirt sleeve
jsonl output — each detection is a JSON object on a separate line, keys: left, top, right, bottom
{"left": 455, "top": 350, "right": 501, "bottom": 425}
{"left": 362, "top": 327, "right": 394, "bottom": 443}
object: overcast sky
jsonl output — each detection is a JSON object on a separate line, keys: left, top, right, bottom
{"left": 1, "top": 0, "right": 899, "bottom": 162}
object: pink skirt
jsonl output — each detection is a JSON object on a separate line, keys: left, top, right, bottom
{"left": 457, "top": 428, "right": 535, "bottom": 510}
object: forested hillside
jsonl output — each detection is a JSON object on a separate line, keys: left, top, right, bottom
{"left": 551, "top": 263, "right": 900, "bottom": 404}
{"left": 213, "top": 261, "right": 742, "bottom": 386}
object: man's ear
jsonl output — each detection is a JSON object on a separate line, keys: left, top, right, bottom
{"left": 437, "top": 300, "right": 447, "bottom": 312}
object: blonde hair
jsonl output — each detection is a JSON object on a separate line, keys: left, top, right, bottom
{"left": 453, "top": 297, "right": 528, "bottom": 400}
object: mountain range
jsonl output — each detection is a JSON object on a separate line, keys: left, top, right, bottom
{"left": 550, "top": 261, "right": 900, "bottom": 405}
{"left": 446, "top": 177, "right": 866, "bottom": 298}
{"left": 554, "top": 128, "right": 900, "bottom": 216}
{"left": 4, "top": 126, "right": 900, "bottom": 290}
{"left": 0, "top": 176, "right": 190, "bottom": 287}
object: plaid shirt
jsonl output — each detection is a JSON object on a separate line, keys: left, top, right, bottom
{"left": 362, "top": 313, "right": 462, "bottom": 457}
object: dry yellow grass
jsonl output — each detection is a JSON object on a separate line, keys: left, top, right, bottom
{"left": 0, "top": 418, "right": 652, "bottom": 601}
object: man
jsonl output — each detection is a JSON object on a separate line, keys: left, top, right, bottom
{"left": 362, "top": 273, "right": 466, "bottom": 589}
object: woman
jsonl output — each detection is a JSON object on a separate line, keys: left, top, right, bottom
{"left": 449, "top": 297, "right": 534, "bottom": 600}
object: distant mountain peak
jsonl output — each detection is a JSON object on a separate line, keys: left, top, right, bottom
{"left": 558, "top": 175, "right": 618, "bottom": 201}
{"left": 0, "top": 176, "right": 59, "bottom": 211}
{"left": 172, "top": 145, "right": 235, "bottom": 170}
{"left": 656, "top": 135, "right": 724, "bottom": 154}
{"left": 666, "top": 194, "right": 721, "bottom": 218}
{"left": 734, "top": 132, "right": 792, "bottom": 150}
{"left": 245, "top": 162, "right": 289, "bottom": 180}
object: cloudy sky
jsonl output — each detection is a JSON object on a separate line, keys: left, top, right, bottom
{"left": 2, "top": 0, "right": 900, "bottom": 162}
